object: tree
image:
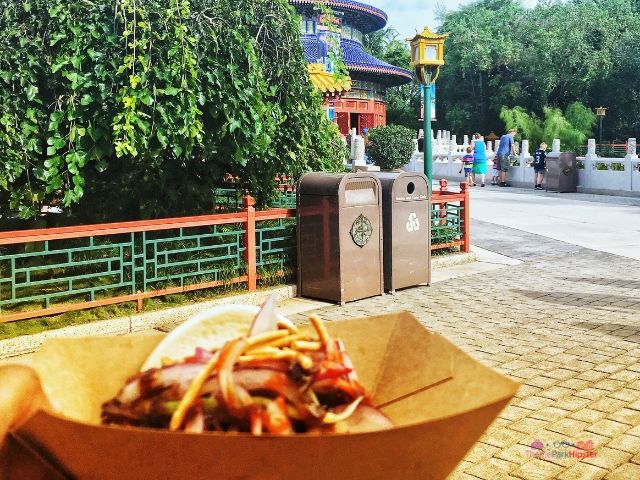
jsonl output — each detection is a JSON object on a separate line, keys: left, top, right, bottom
{"left": 437, "top": 0, "right": 640, "bottom": 140}
{"left": 0, "top": 0, "right": 345, "bottom": 223}
{"left": 363, "top": 28, "right": 421, "bottom": 129}
{"left": 366, "top": 125, "right": 415, "bottom": 170}
{"left": 437, "top": 0, "right": 526, "bottom": 133}
{"left": 500, "top": 102, "right": 595, "bottom": 152}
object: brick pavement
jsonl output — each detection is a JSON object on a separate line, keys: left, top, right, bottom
{"left": 290, "top": 222, "right": 640, "bottom": 480}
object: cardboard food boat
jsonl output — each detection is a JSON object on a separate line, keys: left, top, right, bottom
{"left": 7, "top": 311, "right": 518, "bottom": 480}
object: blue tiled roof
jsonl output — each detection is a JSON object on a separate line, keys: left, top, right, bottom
{"left": 290, "top": 0, "right": 387, "bottom": 33}
{"left": 302, "top": 36, "right": 413, "bottom": 87}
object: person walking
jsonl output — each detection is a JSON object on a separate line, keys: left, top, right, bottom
{"left": 460, "top": 146, "right": 475, "bottom": 186}
{"left": 497, "top": 129, "right": 517, "bottom": 187}
{"left": 471, "top": 133, "right": 487, "bottom": 187}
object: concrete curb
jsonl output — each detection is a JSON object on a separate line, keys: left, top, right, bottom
{"left": 0, "top": 252, "right": 477, "bottom": 360}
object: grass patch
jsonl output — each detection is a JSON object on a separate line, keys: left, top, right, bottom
{"left": 431, "top": 247, "right": 461, "bottom": 256}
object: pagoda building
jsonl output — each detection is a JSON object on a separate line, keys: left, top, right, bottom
{"left": 290, "top": 0, "right": 413, "bottom": 135}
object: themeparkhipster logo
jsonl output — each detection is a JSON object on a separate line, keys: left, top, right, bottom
{"left": 527, "top": 439, "right": 598, "bottom": 459}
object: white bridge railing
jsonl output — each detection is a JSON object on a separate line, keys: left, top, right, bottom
{"left": 403, "top": 132, "right": 640, "bottom": 194}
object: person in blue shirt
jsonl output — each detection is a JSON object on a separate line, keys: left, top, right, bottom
{"left": 497, "top": 129, "right": 517, "bottom": 187}
{"left": 471, "top": 133, "right": 487, "bottom": 187}
{"left": 532, "top": 142, "right": 547, "bottom": 190}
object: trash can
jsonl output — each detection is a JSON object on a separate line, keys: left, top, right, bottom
{"left": 546, "top": 152, "right": 577, "bottom": 193}
{"left": 297, "top": 173, "right": 383, "bottom": 305}
{"left": 376, "top": 172, "right": 431, "bottom": 293}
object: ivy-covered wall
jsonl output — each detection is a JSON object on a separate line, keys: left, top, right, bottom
{"left": 0, "top": 0, "right": 345, "bottom": 223}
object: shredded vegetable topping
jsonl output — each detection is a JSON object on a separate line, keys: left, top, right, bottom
{"left": 102, "top": 316, "right": 392, "bottom": 435}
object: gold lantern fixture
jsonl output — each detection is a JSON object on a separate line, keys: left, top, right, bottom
{"left": 407, "top": 27, "right": 448, "bottom": 85}
{"left": 595, "top": 106, "right": 607, "bottom": 118}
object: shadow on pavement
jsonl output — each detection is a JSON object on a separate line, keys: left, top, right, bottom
{"left": 571, "top": 322, "right": 640, "bottom": 342}
{"left": 471, "top": 219, "right": 582, "bottom": 261}
{"left": 562, "top": 277, "right": 640, "bottom": 290}
{"left": 511, "top": 290, "right": 640, "bottom": 311}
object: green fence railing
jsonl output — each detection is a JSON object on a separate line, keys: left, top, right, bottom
{"left": 0, "top": 183, "right": 468, "bottom": 323}
{"left": 0, "top": 201, "right": 296, "bottom": 324}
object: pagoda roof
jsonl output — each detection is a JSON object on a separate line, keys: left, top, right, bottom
{"left": 302, "top": 36, "right": 413, "bottom": 87}
{"left": 308, "top": 63, "right": 352, "bottom": 96}
{"left": 407, "top": 26, "right": 449, "bottom": 42}
{"left": 290, "top": 0, "right": 387, "bottom": 33}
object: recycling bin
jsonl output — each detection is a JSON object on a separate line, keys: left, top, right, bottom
{"left": 376, "top": 172, "right": 431, "bottom": 293}
{"left": 297, "top": 173, "right": 383, "bottom": 305}
{"left": 546, "top": 152, "right": 577, "bottom": 193}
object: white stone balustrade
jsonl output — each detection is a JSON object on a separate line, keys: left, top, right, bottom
{"left": 626, "top": 138, "right": 638, "bottom": 160}
{"left": 403, "top": 133, "right": 640, "bottom": 194}
{"left": 586, "top": 139, "right": 597, "bottom": 160}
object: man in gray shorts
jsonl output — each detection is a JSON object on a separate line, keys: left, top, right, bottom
{"left": 496, "top": 129, "right": 517, "bottom": 187}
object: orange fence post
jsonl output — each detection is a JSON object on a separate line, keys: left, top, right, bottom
{"left": 460, "top": 182, "right": 470, "bottom": 253}
{"left": 439, "top": 178, "right": 448, "bottom": 193}
{"left": 243, "top": 195, "right": 257, "bottom": 291}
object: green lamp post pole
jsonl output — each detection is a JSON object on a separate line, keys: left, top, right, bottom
{"left": 599, "top": 117, "right": 603, "bottom": 155}
{"left": 423, "top": 79, "right": 432, "bottom": 184}
{"left": 408, "top": 27, "right": 447, "bottom": 188}
{"left": 596, "top": 107, "right": 606, "bottom": 156}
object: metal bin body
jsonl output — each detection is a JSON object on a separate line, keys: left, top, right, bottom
{"left": 546, "top": 152, "right": 577, "bottom": 193}
{"left": 377, "top": 172, "right": 431, "bottom": 292}
{"left": 297, "top": 173, "right": 383, "bottom": 304}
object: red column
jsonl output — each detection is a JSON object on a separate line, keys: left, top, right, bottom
{"left": 460, "top": 182, "right": 470, "bottom": 253}
{"left": 243, "top": 195, "right": 257, "bottom": 291}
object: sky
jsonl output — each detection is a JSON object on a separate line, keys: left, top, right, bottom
{"left": 366, "top": 0, "right": 537, "bottom": 39}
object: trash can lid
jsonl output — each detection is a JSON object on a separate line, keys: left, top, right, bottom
{"left": 373, "top": 172, "right": 429, "bottom": 199}
{"left": 298, "top": 172, "right": 381, "bottom": 197}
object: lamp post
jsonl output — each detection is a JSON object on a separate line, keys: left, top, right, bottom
{"left": 595, "top": 106, "right": 607, "bottom": 155}
{"left": 408, "top": 27, "right": 448, "bottom": 186}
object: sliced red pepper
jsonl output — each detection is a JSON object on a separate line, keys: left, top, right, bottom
{"left": 314, "top": 360, "right": 352, "bottom": 382}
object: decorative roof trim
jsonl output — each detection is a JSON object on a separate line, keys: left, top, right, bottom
{"left": 346, "top": 64, "right": 413, "bottom": 79}
{"left": 289, "top": 0, "right": 387, "bottom": 31}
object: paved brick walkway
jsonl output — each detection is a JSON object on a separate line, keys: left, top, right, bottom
{"left": 291, "top": 221, "right": 640, "bottom": 480}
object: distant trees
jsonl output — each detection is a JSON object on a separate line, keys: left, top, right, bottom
{"left": 500, "top": 103, "right": 596, "bottom": 152}
{"left": 363, "top": 29, "right": 421, "bottom": 129}
{"left": 437, "top": 0, "right": 640, "bottom": 139}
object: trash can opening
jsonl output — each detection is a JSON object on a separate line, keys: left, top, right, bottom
{"left": 407, "top": 182, "right": 415, "bottom": 195}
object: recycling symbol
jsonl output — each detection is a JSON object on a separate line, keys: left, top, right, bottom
{"left": 406, "top": 213, "right": 420, "bottom": 233}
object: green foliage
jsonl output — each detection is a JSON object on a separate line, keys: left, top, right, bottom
{"left": 500, "top": 102, "right": 595, "bottom": 152}
{"left": 313, "top": 1, "right": 349, "bottom": 82}
{"left": 499, "top": 107, "right": 543, "bottom": 147}
{"left": 366, "top": 125, "right": 415, "bottom": 170}
{"left": 437, "top": 0, "right": 640, "bottom": 139}
{"left": 363, "top": 28, "right": 421, "bottom": 129}
{"left": 0, "top": 0, "right": 344, "bottom": 222}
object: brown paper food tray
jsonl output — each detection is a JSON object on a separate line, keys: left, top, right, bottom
{"left": 14, "top": 311, "right": 519, "bottom": 480}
